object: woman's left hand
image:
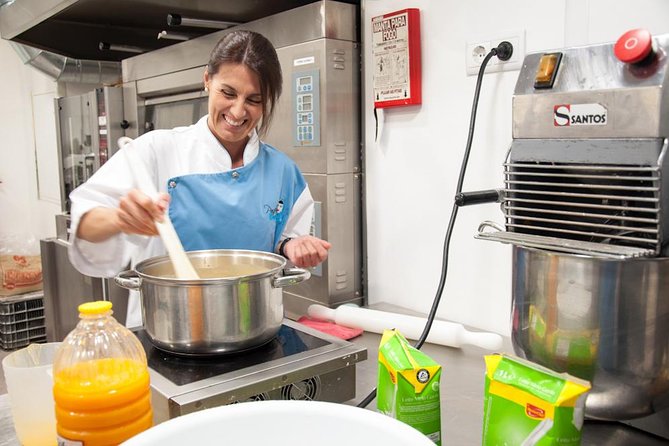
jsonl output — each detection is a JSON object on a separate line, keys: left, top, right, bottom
{"left": 284, "top": 235, "right": 331, "bottom": 268}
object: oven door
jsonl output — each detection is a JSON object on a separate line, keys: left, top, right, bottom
{"left": 139, "top": 91, "right": 208, "bottom": 133}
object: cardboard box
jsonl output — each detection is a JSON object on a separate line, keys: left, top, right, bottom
{"left": 0, "top": 255, "right": 43, "bottom": 297}
{"left": 482, "top": 354, "right": 591, "bottom": 446}
{"left": 377, "top": 329, "right": 442, "bottom": 445}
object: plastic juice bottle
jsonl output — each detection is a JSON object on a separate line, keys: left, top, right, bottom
{"left": 53, "top": 301, "right": 153, "bottom": 445}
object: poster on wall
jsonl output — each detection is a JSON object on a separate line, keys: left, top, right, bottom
{"left": 371, "top": 8, "right": 421, "bottom": 109}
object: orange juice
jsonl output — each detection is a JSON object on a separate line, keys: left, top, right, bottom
{"left": 53, "top": 357, "right": 153, "bottom": 445}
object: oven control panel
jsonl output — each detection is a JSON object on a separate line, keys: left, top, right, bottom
{"left": 292, "top": 70, "right": 320, "bottom": 147}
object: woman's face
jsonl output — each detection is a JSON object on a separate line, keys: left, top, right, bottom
{"left": 204, "top": 63, "right": 263, "bottom": 150}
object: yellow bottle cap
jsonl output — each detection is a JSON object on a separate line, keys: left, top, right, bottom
{"left": 78, "top": 301, "right": 113, "bottom": 315}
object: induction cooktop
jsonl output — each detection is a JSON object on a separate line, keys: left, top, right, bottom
{"left": 135, "top": 318, "right": 367, "bottom": 423}
{"left": 135, "top": 323, "right": 330, "bottom": 386}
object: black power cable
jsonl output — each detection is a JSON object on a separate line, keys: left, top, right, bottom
{"left": 357, "top": 41, "right": 514, "bottom": 409}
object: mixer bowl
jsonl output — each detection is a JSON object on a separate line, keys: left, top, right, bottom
{"left": 510, "top": 245, "right": 669, "bottom": 420}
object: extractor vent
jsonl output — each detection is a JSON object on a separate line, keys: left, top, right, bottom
{"left": 503, "top": 162, "right": 661, "bottom": 253}
{"left": 280, "top": 376, "right": 320, "bottom": 401}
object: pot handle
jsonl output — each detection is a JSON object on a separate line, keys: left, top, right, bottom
{"left": 272, "top": 268, "right": 311, "bottom": 288}
{"left": 114, "top": 270, "right": 142, "bottom": 290}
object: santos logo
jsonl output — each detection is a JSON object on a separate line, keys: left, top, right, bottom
{"left": 553, "top": 103, "right": 608, "bottom": 126}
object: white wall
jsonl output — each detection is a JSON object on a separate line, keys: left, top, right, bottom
{"left": 362, "top": 0, "right": 669, "bottom": 335}
{"left": 0, "top": 40, "right": 61, "bottom": 243}
{"left": 0, "top": 40, "right": 102, "bottom": 248}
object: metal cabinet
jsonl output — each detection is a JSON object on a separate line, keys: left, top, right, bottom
{"left": 41, "top": 216, "right": 128, "bottom": 341}
{"left": 267, "top": 35, "right": 363, "bottom": 317}
{"left": 55, "top": 86, "right": 124, "bottom": 212}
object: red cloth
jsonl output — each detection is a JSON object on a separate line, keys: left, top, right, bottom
{"left": 297, "top": 316, "right": 363, "bottom": 340}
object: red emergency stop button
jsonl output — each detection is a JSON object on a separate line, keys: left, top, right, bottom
{"left": 614, "top": 29, "right": 653, "bottom": 64}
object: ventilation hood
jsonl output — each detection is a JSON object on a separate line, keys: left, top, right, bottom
{"left": 0, "top": 0, "right": 358, "bottom": 62}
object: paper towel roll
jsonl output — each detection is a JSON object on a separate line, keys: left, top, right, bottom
{"left": 307, "top": 304, "right": 502, "bottom": 350}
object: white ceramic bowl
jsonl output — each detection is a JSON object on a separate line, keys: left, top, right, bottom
{"left": 122, "top": 400, "right": 436, "bottom": 445}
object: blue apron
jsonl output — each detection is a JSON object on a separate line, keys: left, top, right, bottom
{"left": 167, "top": 143, "right": 307, "bottom": 253}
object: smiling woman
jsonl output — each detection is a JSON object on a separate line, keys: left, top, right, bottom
{"left": 204, "top": 64, "right": 265, "bottom": 165}
{"left": 204, "top": 30, "right": 282, "bottom": 139}
{"left": 66, "top": 30, "right": 331, "bottom": 327}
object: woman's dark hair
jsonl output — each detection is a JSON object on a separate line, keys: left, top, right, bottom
{"left": 207, "top": 30, "right": 282, "bottom": 136}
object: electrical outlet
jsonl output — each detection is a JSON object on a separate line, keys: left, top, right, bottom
{"left": 467, "top": 41, "right": 491, "bottom": 67}
{"left": 465, "top": 30, "right": 525, "bottom": 76}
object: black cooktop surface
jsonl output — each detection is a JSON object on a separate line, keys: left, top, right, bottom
{"left": 134, "top": 324, "right": 330, "bottom": 386}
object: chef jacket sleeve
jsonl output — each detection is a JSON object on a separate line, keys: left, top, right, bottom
{"left": 68, "top": 138, "right": 157, "bottom": 277}
{"left": 281, "top": 186, "right": 315, "bottom": 240}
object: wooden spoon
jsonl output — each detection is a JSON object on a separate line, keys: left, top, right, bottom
{"left": 118, "top": 137, "right": 200, "bottom": 280}
{"left": 119, "top": 137, "right": 203, "bottom": 340}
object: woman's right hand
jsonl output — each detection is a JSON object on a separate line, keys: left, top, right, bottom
{"left": 116, "top": 189, "right": 170, "bottom": 236}
{"left": 76, "top": 190, "right": 170, "bottom": 242}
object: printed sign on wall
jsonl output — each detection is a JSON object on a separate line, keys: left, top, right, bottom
{"left": 371, "top": 8, "right": 421, "bottom": 108}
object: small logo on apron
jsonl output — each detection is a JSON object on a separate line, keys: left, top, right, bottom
{"left": 265, "top": 200, "right": 286, "bottom": 223}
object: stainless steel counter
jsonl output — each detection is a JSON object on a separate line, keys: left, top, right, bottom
{"left": 345, "top": 330, "right": 669, "bottom": 445}
{"left": 0, "top": 329, "right": 667, "bottom": 445}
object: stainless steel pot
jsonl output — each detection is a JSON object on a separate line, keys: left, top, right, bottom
{"left": 511, "top": 245, "right": 669, "bottom": 420}
{"left": 114, "top": 249, "right": 310, "bottom": 355}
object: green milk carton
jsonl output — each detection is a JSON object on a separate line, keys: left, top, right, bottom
{"left": 377, "top": 329, "right": 442, "bottom": 445}
{"left": 482, "top": 354, "right": 591, "bottom": 446}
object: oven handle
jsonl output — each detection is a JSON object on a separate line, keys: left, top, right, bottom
{"left": 143, "top": 89, "right": 207, "bottom": 106}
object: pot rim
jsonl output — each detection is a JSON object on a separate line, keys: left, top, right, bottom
{"left": 133, "top": 248, "right": 287, "bottom": 284}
